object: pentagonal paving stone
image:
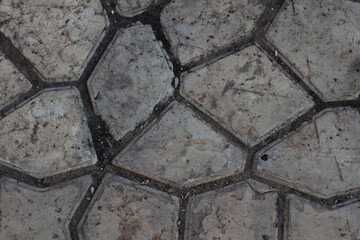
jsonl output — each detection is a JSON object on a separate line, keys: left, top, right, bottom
{"left": 161, "top": 0, "right": 269, "bottom": 64}
{"left": 286, "top": 195, "right": 360, "bottom": 240}
{"left": 256, "top": 108, "right": 360, "bottom": 198}
{"left": 87, "top": 23, "right": 174, "bottom": 141}
{"left": 0, "top": 88, "right": 98, "bottom": 178}
{"left": 0, "top": 51, "right": 31, "bottom": 109}
{"left": 181, "top": 46, "right": 314, "bottom": 147}
{"left": 78, "top": 174, "right": 179, "bottom": 240}
{"left": 113, "top": 102, "right": 247, "bottom": 188}
{"left": 0, "top": 0, "right": 106, "bottom": 81}
{"left": 185, "top": 180, "right": 278, "bottom": 239}
{"left": 0, "top": 175, "right": 91, "bottom": 240}
{"left": 266, "top": 0, "right": 360, "bottom": 101}
{"left": 116, "top": 0, "right": 154, "bottom": 17}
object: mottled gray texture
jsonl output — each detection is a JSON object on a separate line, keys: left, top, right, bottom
{"left": 113, "top": 102, "right": 247, "bottom": 188}
{"left": 0, "top": 51, "right": 31, "bottom": 109}
{"left": 185, "top": 180, "right": 278, "bottom": 239}
{"left": 116, "top": 0, "right": 154, "bottom": 17}
{"left": 266, "top": 0, "right": 360, "bottom": 101}
{"left": 181, "top": 46, "right": 314, "bottom": 147}
{"left": 0, "top": 176, "right": 91, "bottom": 240}
{"left": 256, "top": 108, "right": 360, "bottom": 198}
{"left": 0, "top": 88, "right": 98, "bottom": 178}
{"left": 87, "top": 23, "right": 174, "bottom": 140}
{"left": 161, "top": 0, "right": 268, "bottom": 64}
{"left": 0, "top": 0, "right": 106, "bottom": 80}
{"left": 286, "top": 195, "right": 360, "bottom": 240}
{"left": 78, "top": 174, "right": 179, "bottom": 240}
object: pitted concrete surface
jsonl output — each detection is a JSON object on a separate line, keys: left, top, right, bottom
{"left": 0, "top": 0, "right": 359, "bottom": 239}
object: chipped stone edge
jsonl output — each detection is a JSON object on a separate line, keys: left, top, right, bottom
{"left": 112, "top": 101, "right": 247, "bottom": 189}
{"left": 0, "top": 175, "right": 92, "bottom": 240}
{"left": 76, "top": 173, "right": 180, "bottom": 240}
{"left": 44, "top": 9, "right": 110, "bottom": 83}
{"left": 180, "top": 46, "right": 315, "bottom": 147}
{"left": 116, "top": 0, "right": 155, "bottom": 17}
{"left": 254, "top": 106, "right": 359, "bottom": 199}
{"left": 0, "top": 79, "right": 32, "bottom": 112}
{"left": 283, "top": 194, "right": 360, "bottom": 240}
{"left": 184, "top": 180, "right": 278, "bottom": 239}
{"left": 0, "top": 86, "right": 98, "bottom": 178}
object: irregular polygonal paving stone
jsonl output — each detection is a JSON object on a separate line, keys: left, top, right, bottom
{"left": 0, "top": 88, "right": 97, "bottom": 178}
{"left": 256, "top": 108, "right": 360, "bottom": 198}
{"left": 161, "top": 0, "right": 269, "bottom": 64}
{"left": 116, "top": 0, "right": 154, "bottom": 17}
{"left": 0, "top": 51, "right": 31, "bottom": 109}
{"left": 266, "top": 0, "right": 360, "bottom": 101}
{"left": 185, "top": 180, "right": 278, "bottom": 239}
{"left": 0, "top": 175, "right": 91, "bottom": 240}
{"left": 78, "top": 174, "right": 179, "bottom": 240}
{"left": 0, "top": 0, "right": 106, "bottom": 80}
{"left": 286, "top": 195, "right": 360, "bottom": 240}
{"left": 181, "top": 46, "right": 314, "bottom": 147}
{"left": 87, "top": 23, "right": 174, "bottom": 140}
{"left": 113, "top": 102, "right": 247, "bottom": 188}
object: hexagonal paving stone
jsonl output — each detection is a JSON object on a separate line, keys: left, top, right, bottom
{"left": 0, "top": 175, "right": 91, "bottom": 240}
{"left": 266, "top": 0, "right": 360, "bottom": 101}
{"left": 87, "top": 23, "right": 174, "bottom": 141}
{"left": 185, "top": 180, "right": 278, "bottom": 239}
{"left": 0, "top": 0, "right": 106, "bottom": 81}
{"left": 256, "top": 108, "right": 360, "bottom": 198}
{"left": 116, "top": 0, "right": 154, "bottom": 17}
{"left": 286, "top": 195, "right": 360, "bottom": 240}
{"left": 0, "top": 88, "right": 98, "bottom": 178}
{"left": 78, "top": 174, "right": 179, "bottom": 240}
{"left": 0, "top": 51, "right": 31, "bottom": 109}
{"left": 161, "top": 0, "right": 269, "bottom": 64}
{"left": 113, "top": 102, "right": 247, "bottom": 188}
{"left": 181, "top": 46, "right": 314, "bottom": 147}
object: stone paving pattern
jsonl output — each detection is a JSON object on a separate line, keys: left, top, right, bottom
{"left": 0, "top": 0, "right": 359, "bottom": 239}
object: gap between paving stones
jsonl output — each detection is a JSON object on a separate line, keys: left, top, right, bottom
{"left": 0, "top": 0, "right": 359, "bottom": 239}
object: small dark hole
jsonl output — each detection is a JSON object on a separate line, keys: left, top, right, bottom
{"left": 261, "top": 154, "right": 268, "bottom": 161}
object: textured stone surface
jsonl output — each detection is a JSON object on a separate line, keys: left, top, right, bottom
{"left": 113, "top": 102, "right": 247, "bottom": 188}
{"left": 87, "top": 23, "right": 174, "bottom": 141}
{"left": 181, "top": 46, "right": 314, "bottom": 147}
{"left": 0, "top": 88, "right": 97, "bottom": 178}
{"left": 116, "top": 0, "right": 154, "bottom": 17}
{"left": 0, "top": 51, "right": 31, "bottom": 109}
{"left": 185, "top": 180, "right": 278, "bottom": 239}
{"left": 286, "top": 195, "right": 360, "bottom": 240}
{"left": 256, "top": 108, "right": 360, "bottom": 198}
{"left": 0, "top": 0, "right": 106, "bottom": 80}
{"left": 0, "top": 176, "right": 91, "bottom": 240}
{"left": 161, "top": 0, "right": 268, "bottom": 64}
{"left": 78, "top": 174, "right": 179, "bottom": 240}
{"left": 266, "top": 0, "right": 360, "bottom": 101}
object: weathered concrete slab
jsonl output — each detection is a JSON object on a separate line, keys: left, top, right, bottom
{"left": 78, "top": 174, "right": 179, "bottom": 240}
{"left": 0, "top": 51, "right": 31, "bottom": 109}
{"left": 185, "top": 180, "right": 278, "bottom": 239}
{"left": 87, "top": 23, "right": 174, "bottom": 141}
{"left": 161, "top": 0, "right": 268, "bottom": 64}
{"left": 266, "top": 0, "right": 360, "bottom": 101}
{"left": 181, "top": 46, "right": 314, "bottom": 147}
{"left": 286, "top": 195, "right": 360, "bottom": 240}
{"left": 0, "top": 88, "right": 98, "bottom": 178}
{"left": 0, "top": 176, "right": 91, "bottom": 240}
{"left": 0, "top": 0, "right": 106, "bottom": 80}
{"left": 256, "top": 108, "right": 360, "bottom": 198}
{"left": 113, "top": 102, "right": 247, "bottom": 188}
